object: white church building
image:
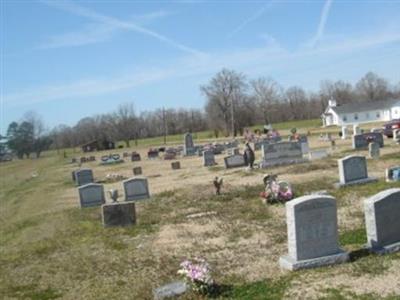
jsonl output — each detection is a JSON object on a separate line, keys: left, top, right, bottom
{"left": 322, "top": 99, "right": 400, "bottom": 127}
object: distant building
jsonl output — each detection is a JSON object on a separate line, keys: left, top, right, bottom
{"left": 81, "top": 140, "right": 115, "bottom": 152}
{"left": 322, "top": 99, "right": 400, "bottom": 127}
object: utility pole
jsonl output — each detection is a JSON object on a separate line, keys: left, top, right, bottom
{"left": 230, "top": 95, "right": 235, "bottom": 137}
{"left": 162, "top": 107, "right": 167, "bottom": 145}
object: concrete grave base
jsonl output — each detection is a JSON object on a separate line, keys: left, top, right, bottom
{"left": 366, "top": 242, "right": 400, "bottom": 255}
{"left": 334, "top": 177, "right": 378, "bottom": 189}
{"left": 259, "top": 158, "right": 308, "bottom": 168}
{"left": 279, "top": 250, "right": 349, "bottom": 271}
{"left": 153, "top": 281, "right": 187, "bottom": 300}
{"left": 102, "top": 202, "right": 136, "bottom": 227}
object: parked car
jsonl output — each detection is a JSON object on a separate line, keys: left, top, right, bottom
{"left": 382, "top": 119, "right": 400, "bottom": 138}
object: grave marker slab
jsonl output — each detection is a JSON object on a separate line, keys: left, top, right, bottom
{"left": 308, "top": 149, "right": 328, "bottom": 160}
{"left": 78, "top": 183, "right": 105, "bottom": 208}
{"left": 75, "top": 169, "right": 94, "bottom": 186}
{"left": 183, "top": 133, "right": 195, "bottom": 156}
{"left": 364, "top": 188, "right": 400, "bottom": 254}
{"left": 369, "top": 142, "right": 380, "bottom": 159}
{"left": 386, "top": 166, "right": 400, "bottom": 182}
{"left": 260, "top": 141, "right": 307, "bottom": 168}
{"left": 335, "top": 155, "right": 377, "bottom": 188}
{"left": 352, "top": 132, "right": 384, "bottom": 149}
{"left": 102, "top": 202, "right": 136, "bottom": 227}
{"left": 133, "top": 167, "right": 142, "bottom": 176}
{"left": 279, "top": 195, "right": 349, "bottom": 270}
{"left": 171, "top": 161, "right": 181, "bottom": 170}
{"left": 227, "top": 147, "right": 240, "bottom": 156}
{"left": 203, "top": 150, "right": 216, "bottom": 166}
{"left": 123, "top": 177, "right": 150, "bottom": 201}
{"left": 224, "top": 154, "right": 245, "bottom": 168}
{"left": 153, "top": 281, "right": 187, "bottom": 300}
{"left": 131, "top": 152, "right": 141, "bottom": 162}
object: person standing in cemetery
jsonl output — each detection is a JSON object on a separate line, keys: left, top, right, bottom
{"left": 244, "top": 142, "right": 255, "bottom": 169}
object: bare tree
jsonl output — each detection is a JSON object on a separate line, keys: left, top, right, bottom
{"left": 111, "top": 103, "right": 137, "bottom": 147}
{"left": 356, "top": 72, "right": 389, "bottom": 102}
{"left": 251, "top": 77, "right": 281, "bottom": 124}
{"left": 320, "top": 80, "right": 355, "bottom": 105}
{"left": 201, "top": 69, "right": 247, "bottom": 136}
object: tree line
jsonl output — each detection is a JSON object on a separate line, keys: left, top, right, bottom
{"left": 4, "top": 70, "right": 400, "bottom": 157}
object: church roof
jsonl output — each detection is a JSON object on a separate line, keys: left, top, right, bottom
{"left": 330, "top": 99, "right": 400, "bottom": 115}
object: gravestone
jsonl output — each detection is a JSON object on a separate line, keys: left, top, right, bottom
{"left": 123, "top": 177, "right": 150, "bottom": 201}
{"left": 353, "top": 124, "right": 361, "bottom": 135}
{"left": 164, "top": 152, "right": 176, "bottom": 160}
{"left": 394, "top": 129, "right": 400, "bottom": 143}
{"left": 227, "top": 147, "right": 240, "bottom": 156}
{"left": 308, "top": 149, "right": 328, "bottom": 160}
{"left": 299, "top": 136, "right": 309, "bottom": 154}
{"left": 133, "top": 166, "right": 142, "bottom": 176}
{"left": 131, "top": 152, "right": 141, "bottom": 162}
{"left": 78, "top": 183, "right": 105, "bottom": 208}
{"left": 368, "top": 142, "right": 380, "bottom": 159}
{"left": 75, "top": 169, "right": 94, "bottom": 186}
{"left": 385, "top": 166, "right": 400, "bottom": 182}
{"left": 260, "top": 141, "right": 307, "bottom": 168}
{"left": 279, "top": 195, "right": 349, "bottom": 270}
{"left": 72, "top": 170, "right": 77, "bottom": 182}
{"left": 335, "top": 155, "right": 377, "bottom": 188}
{"left": 364, "top": 188, "right": 400, "bottom": 254}
{"left": 203, "top": 150, "right": 216, "bottom": 166}
{"left": 153, "top": 281, "right": 187, "bottom": 300}
{"left": 352, "top": 132, "right": 384, "bottom": 149}
{"left": 147, "top": 149, "right": 159, "bottom": 159}
{"left": 171, "top": 161, "right": 181, "bottom": 170}
{"left": 102, "top": 202, "right": 136, "bottom": 227}
{"left": 183, "top": 133, "right": 195, "bottom": 156}
{"left": 370, "top": 128, "right": 381, "bottom": 133}
{"left": 224, "top": 154, "right": 245, "bottom": 168}
{"left": 341, "top": 126, "right": 348, "bottom": 140}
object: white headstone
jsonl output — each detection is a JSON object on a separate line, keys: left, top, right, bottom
{"left": 353, "top": 124, "right": 361, "bottom": 135}
{"left": 279, "top": 195, "right": 349, "bottom": 270}
{"left": 341, "top": 126, "right": 348, "bottom": 140}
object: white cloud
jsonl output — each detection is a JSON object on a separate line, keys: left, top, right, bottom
{"left": 39, "top": 1, "right": 203, "bottom": 55}
{"left": 227, "top": 1, "right": 276, "bottom": 39}
{"left": 4, "top": 27, "right": 400, "bottom": 107}
{"left": 305, "top": 0, "right": 333, "bottom": 49}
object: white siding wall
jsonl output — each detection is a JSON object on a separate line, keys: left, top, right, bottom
{"left": 391, "top": 106, "right": 400, "bottom": 119}
{"left": 337, "top": 109, "right": 388, "bottom": 125}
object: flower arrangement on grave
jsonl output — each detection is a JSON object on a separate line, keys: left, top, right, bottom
{"left": 105, "top": 173, "right": 126, "bottom": 182}
{"left": 177, "top": 258, "right": 213, "bottom": 294}
{"left": 260, "top": 174, "right": 293, "bottom": 204}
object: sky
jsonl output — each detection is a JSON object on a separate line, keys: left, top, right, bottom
{"left": 2, "top": 0, "right": 400, "bottom": 133}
